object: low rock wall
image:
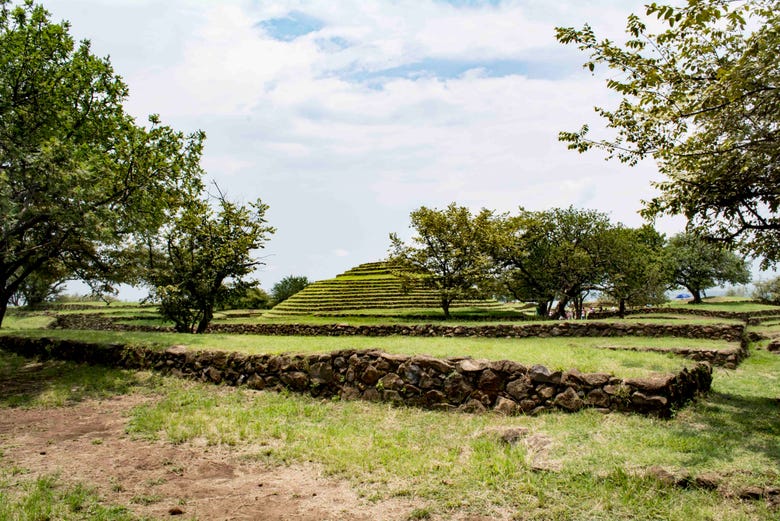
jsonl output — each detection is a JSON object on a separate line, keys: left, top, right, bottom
{"left": 592, "top": 307, "right": 780, "bottom": 322}
{"left": 1, "top": 336, "right": 712, "bottom": 418}
{"left": 50, "top": 314, "right": 746, "bottom": 342}
{"left": 598, "top": 344, "right": 748, "bottom": 369}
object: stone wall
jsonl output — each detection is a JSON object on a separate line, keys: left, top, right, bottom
{"left": 50, "top": 314, "right": 746, "bottom": 342}
{"left": 0, "top": 336, "right": 712, "bottom": 418}
{"left": 591, "top": 307, "right": 780, "bottom": 322}
{"left": 598, "top": 343, "right": 748, "bottom": 369}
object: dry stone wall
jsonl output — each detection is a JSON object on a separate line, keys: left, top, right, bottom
{"left": 592, "top": 307, "right": 780, "bottom": 322}
{"left": 1, "top": 336, "right": 712, "bottom": 418}
{"left": 598, "top": 344, "right": 748, "bottom": 369}
{"left": 50, "top": 314, "right": 746, "bottom": 343}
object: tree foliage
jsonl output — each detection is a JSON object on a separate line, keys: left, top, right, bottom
{"left": 557, "top": 0, "right": 780, "bottom": 265}
{"left": 752, "top": 276, "right": 780, "bottom": 303}
{"left": 665, "top": 232, "right": 751, "bottom": 304}
{"left": 146, "top": 195, "right": 274, "bottom": 333}
{"left": 219, "top": 284, "right": 272, "bottom": 310}
{"left": 600, "top": 225, "right": 670, "bottom": 316}
{"left": 9, "top": 260, "right": 67, "bottom": 307}
{"left": 0, "top": 1, "right": 204, "bottom": 325}
{"left": 489, "top": 207, "right": 616, "bottom": 318}
{"left": 389, "top": 204, "right": 494, "bottom": 318}
{"left": 271, "top": 275, "right": 310, "bottom": 305}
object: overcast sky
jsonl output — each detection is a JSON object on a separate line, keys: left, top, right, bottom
{"left": 43, "top": 0, "right": 695, "bottom": 297}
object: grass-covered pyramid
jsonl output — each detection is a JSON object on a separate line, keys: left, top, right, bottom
{"left": 267, "top": 261, "right": 506, "bottom": 317}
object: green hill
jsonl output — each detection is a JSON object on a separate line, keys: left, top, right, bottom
{"left": 267, "top": 261, "right": 506, "bottom": 317}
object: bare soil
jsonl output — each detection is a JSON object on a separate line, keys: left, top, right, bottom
{"left": 0, "top": 394, "right": 435, "bottom": 521}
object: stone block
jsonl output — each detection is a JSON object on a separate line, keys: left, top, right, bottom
{"left": 493, "top": 396, "right": 518, "bottom": 415}
{"left": 506, "top": 378, "right": 532, "bottom": 400}
{"left": 553, "top": 387, "right": 583, "bottom": 411}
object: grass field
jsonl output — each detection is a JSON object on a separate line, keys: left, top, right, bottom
{"left": 664, "top": 297, "right": 780, "bottom": 313}
{"left": 1, "top": 301, "right": 778, "bottom": 519}
{"left": 7, "top": 306, "right": 748, "bottom": 328}
{"left": 0, "top": 473, "right": 138, "bottom": 521}
{"left": 0, "top": 345, "right": 778, "bottom": 520}
{"left": 0, "top": 325, "right": 731, "bottom": 379}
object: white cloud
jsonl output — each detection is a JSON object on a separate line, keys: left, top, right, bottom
{"left": 43, "top": 0, "right": 679, "bottom": 290}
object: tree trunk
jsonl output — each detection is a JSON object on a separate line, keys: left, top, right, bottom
{"left": 441, "top": 297, "right": 451, "bottom": 319}
{"left": 554, "top": 297, "right": 569, "bottom": 319}
{"left": 689, "top": 288, "right": 702, "bottom": 304}
{"left": 573, "top": 296, "right": 584, "bottom": 320}
{"left": 0, "top": 298, "right": 7, "bottom": 328}
{"left": 196, "top": 306, "right": 213, "bottom": 334}
{"left": 618, "top": 298, "right": 626, "bottom": 318}
{"left": 536, "top": 301, "right": 549, "bottom": 318}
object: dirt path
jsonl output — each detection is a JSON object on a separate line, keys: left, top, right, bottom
{"left": 0, "top": 394, "right": 429, "bottom": 521}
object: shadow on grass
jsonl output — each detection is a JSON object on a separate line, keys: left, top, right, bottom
{"left": 0, "top": 349, "right": 141, "bottom": 407}
{"left": 674, "top": 391, "right": 780, "bottom": 470}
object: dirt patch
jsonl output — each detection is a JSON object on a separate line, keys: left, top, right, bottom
{"left": 0, "top": 394, "right": 433, "bottom": 520}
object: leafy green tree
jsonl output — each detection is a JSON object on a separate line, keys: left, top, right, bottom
{"left": 9, "top": 261, "right": 67, "bottom": 307}
{"left": 219, "top": 284, "right": 272, "bottom": 310}
{"left": 389, "top": 203, "right": 494, "bottom": 319}
{"left": 752, "top": 276, "right": 780, "bottom": 304}
{"left": 487, "top": 212, "right": 559, "bottom": 317}
{"left": 0, "top": 1, "right": 205, "bottom": 326}
{"left": 271, "top": 275, "right": 310, "bottom": 305}
{"left": 600, "top": 225, "right": 670, "bottom": 316}
{"left": 489, "top": 207, "right": 615, "bottom": 318}
{"left": 666, "top": 232, "right": 751, "bottom": 304}
{"left": 146, "top": 195, "right": 275, "bottom": 333}
{"left": 557, "top": 0, "right": 780, "bottom": 265}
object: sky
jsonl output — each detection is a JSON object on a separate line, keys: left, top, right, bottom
{"left": 41, "top": 0, "right": 696, "bottom": 298}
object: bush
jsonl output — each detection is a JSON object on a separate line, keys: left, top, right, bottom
{"left": 271, "top": 275, "right": 310, "bottom": 305}
{"left": 218, "top": 285, "right": 272, "bottom": 310}
{"left": 752, "top": 277, "right": 780, "bottom": 303}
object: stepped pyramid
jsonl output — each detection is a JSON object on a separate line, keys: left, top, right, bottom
{"left": 267, "top": 261, "right": 505, "bottom": 316}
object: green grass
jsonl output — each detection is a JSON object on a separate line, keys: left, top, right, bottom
{"left": 2, "top": 313, "right": 56, "bottom": 329}
{"left": 621, "top": 314, "right": 744, "bottom": 325}
{"left": 0, "top": 295, "right": 772, "bottom": 520}
{"left": 0, "top": 472, "right": 140, "bottom": 520}
{"left": 0, "top": 350, "right": 150, "bottom": 408}
{"left": 0, "top": 337, "right": 777, "bottom": 520}
{"left": 122, "top": 345, "right": 780, "bottom": 520}
{"left": 664, "top": 298, "right": 780, "bottom": 312}
{"left": 6, "top": 299, "right": 761, "bottom": 328}
{"left": 214, "top": 311, "right": 739, "bottom": 327}
{"left": 1, "top": 328, "right": 725, "bottom": 378}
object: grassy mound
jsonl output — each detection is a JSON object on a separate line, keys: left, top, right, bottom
{"left": 267, "top": 261, "right": 508, "bottom": 317}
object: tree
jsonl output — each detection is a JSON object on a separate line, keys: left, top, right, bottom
{"left": 487, "top": 212, "right": 558, "bottom": 317}
{"left": 489, "top": 207, "right": 615, "bottom": 318}
{"left": 752, "top": 276, "right": 780, "bottom": 303}
{"left": 146, "top": 194, "right": 274, "bottom": 333}
{"left": 557, "top": 1, "right": 780, "bottom": 265}
{"left": 666, "top": 232, "right": 751, "bottom": 304}
{"left": 389, "top": 203, "right": 494, "bottom": 319}
{"left": 219, "top": 284, "right": 272, "bottom": 310}
{"left": 600, "top": 225, "right": 670, "bottom": 316}
{"left": 271, "top": 275, "right": 310, "bottom": 305}
{"left": 9, "top": 260, "right": 67, "bottom": 307}
{"left": 0, "top": 1, "right": 205, "bottom": 326}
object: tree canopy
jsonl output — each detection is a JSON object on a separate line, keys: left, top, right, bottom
{"left": 556, "top": 0, "right": 780, "bottom": 265}
{"left": 389, "top": 204, "right": 494, "bottom": 318}
{"left": 146, "top": 194, "right": 274, "bottom": 333}
{"left": 0, "top": 1, "right": 204, "bottom": 325}
{"left": 600, "top": 225, "right": 670, "bottom": 316}
{"left": 489, "top": 207, "right": 618, "bottom": 318}
{"left": 271, "top": 275, "right": 310, "bottom": 306}
{"left": 665, "top": 231, "right": 751, "bottom": 304}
